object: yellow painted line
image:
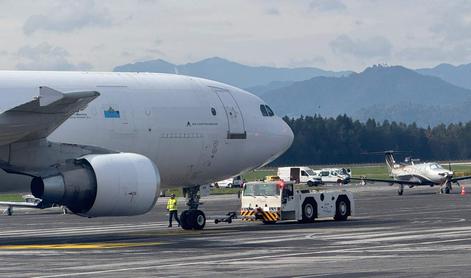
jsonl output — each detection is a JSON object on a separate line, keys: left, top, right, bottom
{"left": 0, "top": 242, "right": 163, "bottom": 250}
{"left": 134, "top": 230, "right": 235, "bottom": 237}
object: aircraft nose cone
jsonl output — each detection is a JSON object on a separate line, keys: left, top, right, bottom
{"left": 280, "top": 119, "right": 294, "bottom": 153}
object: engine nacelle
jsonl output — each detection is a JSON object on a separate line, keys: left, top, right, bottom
{"left": 31, "top": 153, "right": 160, "bottom": 217}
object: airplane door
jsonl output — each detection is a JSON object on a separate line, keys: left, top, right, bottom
{"left": 211, "top": 86, "right": 246, "bottom": 139}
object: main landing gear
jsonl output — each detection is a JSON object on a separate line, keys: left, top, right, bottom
{"left": 398, "top": 184, "right": 404, "bottom": 195}
{"left": 180, "top": 185, "right": 206, "bottom": 230}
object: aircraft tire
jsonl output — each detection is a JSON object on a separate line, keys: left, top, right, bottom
{"left": 180, "top": 210, "right": 193, "bottom": 230}
{"left": 190, "top": 210, "right": 206, "bottom": 230}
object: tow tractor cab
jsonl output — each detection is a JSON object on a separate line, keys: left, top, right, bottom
{"left": 240, "top": 180, "right": 354, "bottom": 224}
{"left": 277, "top": 167, "right": 322, "bottom": 186}
{"left": 315, "top": 168, "right": 351, "bottom": 184}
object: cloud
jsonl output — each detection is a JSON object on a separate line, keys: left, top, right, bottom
{"left": 397, "top": 44, "right": 471, "bottom": 64}
{"left": 23, "top": 0, "right": 113, "bottom": 35}
{"left": 309, "top": 0, "right": 346, "bottom": 12}
{"left": 288, "top": 56, "right": 326, "bottom": 67}
{"left": 265, "top": 7, "right": 280, "bottom": 16}
{"left": 397, "top": 47, "right": 448, "bottom": 61}
{"left": 330, "top": 35, "right": 393, "bottom": 58}
{"left": 16, "top": 42, "right": 93, "bottom": 71}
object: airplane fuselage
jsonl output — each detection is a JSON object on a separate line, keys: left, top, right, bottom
{"left": 0, "top": 71, "right": 293, "bottom": 190}
{"left": 391, "top": 162, "right": 453, "bottom": 185}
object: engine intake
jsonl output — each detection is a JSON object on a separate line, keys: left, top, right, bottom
{"left": 31, "top": 153, "right": 160, "bottom": 217}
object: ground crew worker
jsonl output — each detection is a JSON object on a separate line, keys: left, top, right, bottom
{"left": 167, "top": 194, "right": 181, "bottom": 227}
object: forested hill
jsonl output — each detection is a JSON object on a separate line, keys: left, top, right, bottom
{"left": 273, "top": 115, "right": 471, "bottom": 166}
{"left": 262, "top": 65, "right": 471, "bottom": 127}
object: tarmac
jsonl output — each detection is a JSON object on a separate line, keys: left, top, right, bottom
{"left": 0, "top": 183, "right": 471, "bottom": 278}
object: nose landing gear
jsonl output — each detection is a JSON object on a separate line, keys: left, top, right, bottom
{"left": 440, "top": 181, "right": 452, "bottom": 194}
{"left": 180, "top": 185, "right": 206, "bottom": 230}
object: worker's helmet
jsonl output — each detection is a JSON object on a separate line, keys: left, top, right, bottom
{"left": 171, "top": 194, "right": 176, "bottom": 197}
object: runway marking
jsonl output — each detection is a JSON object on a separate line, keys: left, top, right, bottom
{"left": 32, "top": 251, "right": 398, "bottom": 278}
{"left": 0, "top": 241, "right": 164, "bottom": 250}
{"left": 29, "top": 223, "right": 471, "bottom": 278}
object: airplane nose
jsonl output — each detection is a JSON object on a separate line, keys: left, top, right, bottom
{"left": 281, "top": 120, "right": 294, "bottom": 151}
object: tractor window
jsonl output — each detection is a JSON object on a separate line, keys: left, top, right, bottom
{"left": 282, "top": 184, "right": 294, "bottom": 199}
{"left": 244, "top": 183, "right": 280, "bottom": 196}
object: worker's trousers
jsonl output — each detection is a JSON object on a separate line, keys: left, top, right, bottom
{"left": 168, "top": 210, "right": 180, "bottom": 226}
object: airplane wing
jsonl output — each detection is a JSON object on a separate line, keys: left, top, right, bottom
{"left": 451, "top": 175, "right": 471, "bottom": 182}
{"left": 0, "top": 201, "right": 41, "bottom": 208}
{"left": 0, "top": 86, "right": 99, "bottom": 145}
{"left": 350, "top": 177, "right": 435, "bottom": 186}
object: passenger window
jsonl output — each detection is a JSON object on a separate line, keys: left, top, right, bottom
{"left": 301, "top": 170, "right": 308, "bottom": 177}
{"left": 265, "top": 105, "right": 274, "bottom": 116}
{"left": 260, "top": 105, "right": 268, "bottom": 116}
{"left": 211, "top": 107, "right": 216, "bottom": 116}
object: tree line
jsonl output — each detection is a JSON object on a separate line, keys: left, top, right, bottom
{"left": 273, "top": 114, "right": 471, "bottom": 165}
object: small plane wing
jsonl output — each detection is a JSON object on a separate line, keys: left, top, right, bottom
{"left": 350, "top": 177, "right": 435, "bottom": 186}
{"left": 0, "top": 86, "right": 99, "bottom": 145}
{"left": 451, "top": 175, "right": 471, "bottom": 182}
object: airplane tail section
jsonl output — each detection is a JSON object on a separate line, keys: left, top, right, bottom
{"left": 385, "top": 151, "right": 396, "bottom": 173}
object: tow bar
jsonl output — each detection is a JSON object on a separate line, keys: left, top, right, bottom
{"left": 214, "top": 211, "right": 237, "bottom": 224}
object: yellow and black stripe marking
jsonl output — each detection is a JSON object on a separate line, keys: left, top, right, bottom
{"left": 261, "top": 211, "right": 280, "bottom": 222}
{"left": 240, "top": 209, "right": 280, "bottom": 222}
{"left": 241, "top": 209, "right": 256, "bottom": 221}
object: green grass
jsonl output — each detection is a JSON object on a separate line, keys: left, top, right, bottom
{"left": 348, "top": 165, "right": 390, "bottom": 179}
{"left": 0, "top": 194, "right": 23, "bottom": 202}
{"left": 241, "top": 169, "right": 276, "bottom": 181}
{"left": 162, "top": 187, "right": 240, "bottom": 197}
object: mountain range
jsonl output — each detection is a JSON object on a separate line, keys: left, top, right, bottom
{"left": 261, "top": 65, "right": 471, "bottom": 126}
{"left": 113, "top": 57, "right": 351, "bottom": 88}
{"left": 113, "top": 58, "right": 471, "bottom": 126}
{"left": 416, "top": 63, "right": 471, "bottom": 90}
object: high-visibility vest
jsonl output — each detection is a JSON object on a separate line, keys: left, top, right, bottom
{"left": 167, "top": 198, "right": 177, "bottom": 211}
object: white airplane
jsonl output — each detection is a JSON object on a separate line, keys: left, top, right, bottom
{"left": 0, "top": 71, "right": 293, "bottom": 230}
{"left": 354, "top": 151, "right": 471, "bottom": 195}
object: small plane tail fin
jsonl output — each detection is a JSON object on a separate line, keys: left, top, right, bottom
{"left": 384, "top": 150, "right": 396, "bottom": 171}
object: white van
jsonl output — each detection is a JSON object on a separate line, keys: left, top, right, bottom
{"left": 277, "top": 167, "right": 322, "bottom": 186}
{"left": 213, "top": 176, "right": 243, "bottom": 188}
{"left": 316, "top": 168, "right": 351, "bottom": 184}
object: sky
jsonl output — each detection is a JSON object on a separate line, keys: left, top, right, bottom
{"left": 0, "top": 0, "right": 470, "bottom": 72}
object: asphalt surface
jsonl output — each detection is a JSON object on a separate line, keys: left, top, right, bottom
{"left": 0, "top": 183, "right": 471, "bottom": 278}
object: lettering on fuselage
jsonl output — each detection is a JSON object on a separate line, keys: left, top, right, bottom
{"left": 189, "top": 122, "right": 219, "bottom": 126}
{"left": 160, "top": 133, "right": 203, "bottom": 139}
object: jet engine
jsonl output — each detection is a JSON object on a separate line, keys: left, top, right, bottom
{"left": 31, "top": 153, "right": 160, "bottom": 217}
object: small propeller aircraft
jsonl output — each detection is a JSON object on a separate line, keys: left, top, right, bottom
{"left": 353, "top": 151, "right": 471, "bottom": 195}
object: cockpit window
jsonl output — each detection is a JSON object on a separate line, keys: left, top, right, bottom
{"left": 430, "top": 163, "right": 441, "bottom": 170}
{"left": 260, "top": 104, "right": 274, "bottom": 117}
{"left": 260, "top": 104, "right": 268, "bottom": 116}
{"left": 265, "top": 105, "right": 274, "bottom": 116}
